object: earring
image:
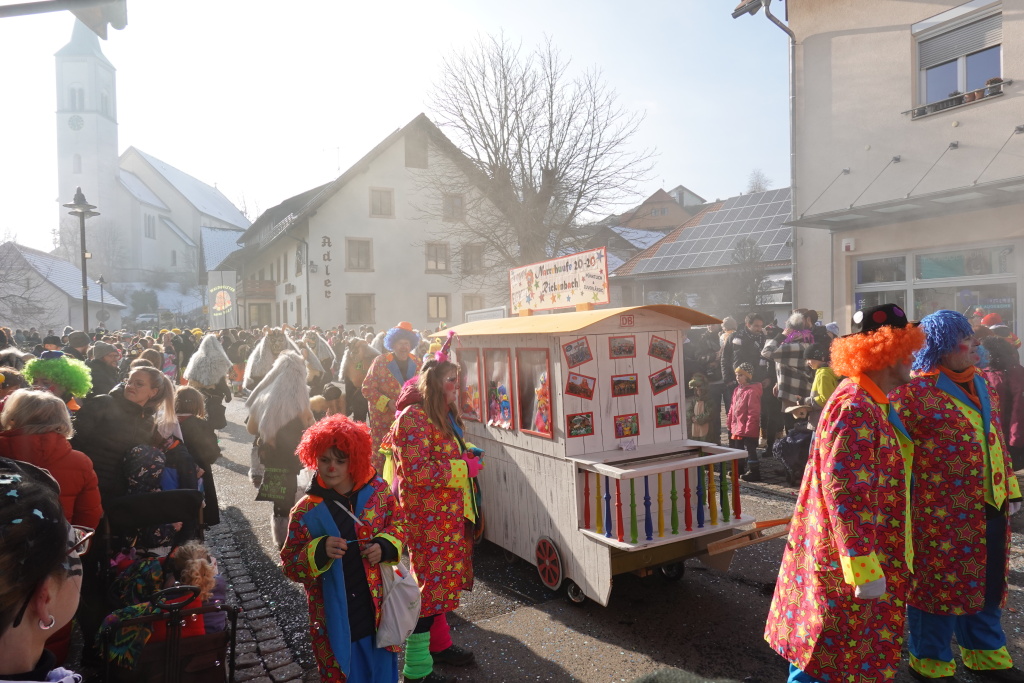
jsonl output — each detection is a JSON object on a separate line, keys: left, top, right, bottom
{"left": 39, "top": 615, "right": 55, "bottom": 630}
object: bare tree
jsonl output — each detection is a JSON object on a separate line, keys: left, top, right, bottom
{"left": 746, "top": 168, "right": 772, "bottom": 194}
{"left": 729, "top": 237, "right": 772, "bottom": 312}
{"left": 52, "top": 216, "right": 126, "bottom": 281}
{"left": 0, "top": 240, "right": 64, "bottom": 330}
{"left": 420, "top": 34, "right": 653, "bottom": 294}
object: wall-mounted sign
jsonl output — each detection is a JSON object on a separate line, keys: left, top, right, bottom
{"left": 509, "top": 247, "right": 609, "bottom": 315}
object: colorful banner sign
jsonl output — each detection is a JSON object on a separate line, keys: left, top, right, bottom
{"left": 207, "top": 270, "right": 238, "bottom": 330}
{"left": 509, "top": 247, "right": 609, "bottom": 314}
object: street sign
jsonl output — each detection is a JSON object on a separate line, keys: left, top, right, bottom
{"left": 95, "top": 309, "right": 110, "bottom": 322}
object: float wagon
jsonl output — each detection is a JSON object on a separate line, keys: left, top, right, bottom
{"left": 442, "top": 304, "right": 757, "bottom": 605}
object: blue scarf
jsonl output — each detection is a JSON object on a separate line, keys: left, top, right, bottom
{"left": 386, "top": 356, "right": 415, "bottom": 384}
{"left": 299, "top": 484, "right": 375, "bottom": 675}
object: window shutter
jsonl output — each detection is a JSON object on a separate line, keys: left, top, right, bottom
{"left": 920, "top": 14, "right": 1002, "bottom": 70}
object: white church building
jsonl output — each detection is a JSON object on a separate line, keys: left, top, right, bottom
{"left": 54, "top": 20, "right": 250, "bottom": 290}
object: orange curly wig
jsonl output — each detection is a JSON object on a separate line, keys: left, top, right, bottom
{"left": 296, "top": 413, "right": 375, "bottom": 487}
{"left": 831, "top": 325, "right": 926, "bottom": 377}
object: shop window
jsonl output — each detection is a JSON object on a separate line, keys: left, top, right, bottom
{"left": 459, "top": 349, "right": 483, "bottom": 422}
{"left": 855, "top": 289, "right": 907, "bottom": 312}
{"left": 915, "top": 246, "right": 1014, "bottom": 280}
{"left": 919, "top": 13, "right": 1001, "bottom": 104}
{"left": 914, "top": 282, "right": 1016, "bottom": 326}
{"left": 856, "top": 256, "right": 906, "bottom": 285}
{"left": 483, "top": 349, "right": 513, "bottom": 430}
{"left": 516, "top": 348, "right": 552, "bottom": 438}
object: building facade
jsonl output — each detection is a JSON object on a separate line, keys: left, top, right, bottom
{"left": 787, "top": 0, "right": 1023, "bottom": 332}
{"left": 55, "top": 21, "right": 249, "bottom": 289}
{"left": 227, "top": 114, "right": 495, "bottom": 330}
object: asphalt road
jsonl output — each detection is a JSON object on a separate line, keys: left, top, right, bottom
{"left": 211, "top": 400, "right": 1024, "bottom": 682}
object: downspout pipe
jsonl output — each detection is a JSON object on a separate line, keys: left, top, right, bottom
{"left": 761, "top": 0, "right": 799, "bottom": 314}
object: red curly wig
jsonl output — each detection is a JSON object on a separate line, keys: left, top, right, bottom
{"left": 295, "top": 413, "right": 375, "bottom": 488}
{"left": 831, "top": 325, "right": 926, "bottom": 377}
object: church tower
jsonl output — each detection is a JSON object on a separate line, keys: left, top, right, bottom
{"left": 55, "top": 20, "right": 121, "bottom": 277}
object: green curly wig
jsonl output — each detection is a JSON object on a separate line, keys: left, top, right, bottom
{"left": 23, "top": 355, "right": 93, "bottom": 398}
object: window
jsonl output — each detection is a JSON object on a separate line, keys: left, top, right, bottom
{"left": 68, "top": 87, "right": 84, "bottom": 111}
{"left": 462, "top": 243, "right": 484, "bottom": 274}
{"left": 857, "top": 256, "right": 906, "bottom": 285}
{"left": 73, "top": 154, "right": 81, "bottom": 174}
{"left": 346, "top": 238, "right": 373, "bottom": 271}
{"left": 463, "top": 294, "right": 485, "bottom": 315}
{"left": 428, "top": 294, "right": 450, "bottom": 322}
{"left": 270, "top": 262, "right": 276, "bottom": 283}
{"left": 144, "top": 215, "right": 156, "bottom": 239}
{"left": 100, "top": 92, "right": 110, "bottom": 116}
{"left": 405, "top": 127, "right": 428, "bottom": 168}
{"left": 915, "top": 246, "right": 1014, "bottom": 280}
{"left": 283, "top": 251, "right": 289, "bottom": 282}
{"left": 650, "top": 207, "right": 668, "bottom": 217}
{"left": 347, "top": 294, "right": 375, "bottom": 324}
{"left": 919, "top": 13, "right": 1001, "bottom": 104}
{"left": 171, "top": 250, "right": 177, "bottom": 266}
{"left": 370, "top": 188, "right": 394, "bottom": 217}
{"left": 426, "top": 242, "right": 450, "bottom": 272}
{"left": 295, "top": 243, "right": 304, "bottom": 276}
{"left": 443, "top": 194, "right": 464, "bottom": 222}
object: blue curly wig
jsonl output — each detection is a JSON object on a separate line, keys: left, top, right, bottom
{"left": 913, "top": 309, "right": 974, "bottom": 373}
{"left": 383, "top": 326, "right": 420, "bottom": 352}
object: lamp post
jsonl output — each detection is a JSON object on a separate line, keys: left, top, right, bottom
{"left": 63, "top": 187, "right": 99, "bottom": 331}
{"left": 96, "top": 275, "right": 107, "bottom": 328}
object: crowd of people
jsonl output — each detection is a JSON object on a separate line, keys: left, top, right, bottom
{"left": 0, "top": 318, "right": 474, "bottom": 683}
{"left": 1, "top": 302, "right": 1023, "bottom": 682}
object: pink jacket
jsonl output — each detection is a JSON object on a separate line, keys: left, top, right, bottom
{"left": 984, "top": 366, "right": 1024, "bottom": 448}
{"left": 728, "top": 381, "right": 762, "bottom": 438}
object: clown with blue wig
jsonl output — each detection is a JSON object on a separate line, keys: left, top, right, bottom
{"left": 893, "top": 309, "right": 1023, "bottom": 683}
{"left": 360, "top": 322, "right": 421, "bottom": 470}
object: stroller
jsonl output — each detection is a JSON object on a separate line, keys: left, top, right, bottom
{"left": 96, "top": 489, "right": 239, "bottom": 683}
{"left": 773, "top": 405, "right": 814, "bottom": 486}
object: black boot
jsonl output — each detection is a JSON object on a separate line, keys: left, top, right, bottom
{"left": 740, "top": 464, "right": 762, "bottom": 482}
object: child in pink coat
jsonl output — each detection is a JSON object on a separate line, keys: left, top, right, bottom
{"left": 728, "top": 362, "right": 763, "bottom": 481}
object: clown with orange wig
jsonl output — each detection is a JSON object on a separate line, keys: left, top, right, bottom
{"left": 280, "top": 413, "right": 405, "bottom": 682}
{"left": 765, "top": 303, "right": 925, "bottom": 683}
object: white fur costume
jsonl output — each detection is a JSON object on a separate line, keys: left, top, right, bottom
{"left": 183, "top": 334, "right": 232, "bottom": 387}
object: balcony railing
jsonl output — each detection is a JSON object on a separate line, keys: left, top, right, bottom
{"left": 903, "top": 79, "right": 1012, "bottom": 119}
{"left": 236, "top": 279, "right": 276, "bottom": 298}
{"left": 574, "top": 444, "right": 752, "bottom": 550}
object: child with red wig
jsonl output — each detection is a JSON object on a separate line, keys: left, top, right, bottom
{"left": 280, "top": 413, "right": 405, "bottom": 682}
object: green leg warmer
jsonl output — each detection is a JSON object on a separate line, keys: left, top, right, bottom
{"left": 403, "top": 631, "right": 433, "bottom": 680}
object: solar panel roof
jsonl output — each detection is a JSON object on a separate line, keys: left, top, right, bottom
{"left": 624, "top": 187, "right": 791, "bottom": 276}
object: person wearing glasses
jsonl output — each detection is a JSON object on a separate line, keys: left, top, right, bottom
{"left": 0, "top": 457, "right": 93, "bottom": 683}
{"left": 0, "top": 388, "right": 102, "bottom": 664}
{"left": 388, "top": 349, "right": 482, "bottom": 683}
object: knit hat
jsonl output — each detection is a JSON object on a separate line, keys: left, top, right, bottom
{"left": 42, "top": 335, "right": 62, "bottom": 348}
{"left": 982, "top": 313, "right": 1003, "bottom": 326}
{"left": 734, "top": 363, "right": 754, "bottom": 380}
{"left": 67, "top": 331, "right": 90, "bottom": 348}
{"left": 92, "top": 341, "right": 118, "bottom": 359}
{"left": 803, "top": 342, "right": 831, "bottom": 363}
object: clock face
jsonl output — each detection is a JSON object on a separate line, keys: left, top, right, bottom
{"left": 68, "top": 115, "right": 84, "bottom": 131}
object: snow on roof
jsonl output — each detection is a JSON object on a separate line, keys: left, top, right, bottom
{"left": 161, "top": 217, "right": 197, "bottom": 248}
{"left": 134, "top": 149, "right": 251, "bottom": 229}
{"left": 609, "top": 226, "right": 667, "bottom": 250}
{"left": 119, "top": 170, "right": 168, "bottom": 210}
{"left": 12, "top": 243, "right": 126, "bottom": 308}
{"left": 201, "top": 226, "right": 246, "bottom": 271}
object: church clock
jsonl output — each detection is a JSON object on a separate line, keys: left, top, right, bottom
{"left": 67, "top": 115, "right": 84, "bottom": 131}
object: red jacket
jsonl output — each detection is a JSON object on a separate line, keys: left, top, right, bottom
{"left": 728, "top": 381, "right": 763, "bottom": 438}
{"left": 984, "top": 366, "right": 1024, "bottom": 448}
{"left": 0, "top": 429, "right": 103, "bottom": 529}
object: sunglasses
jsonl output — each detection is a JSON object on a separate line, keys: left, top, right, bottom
{"left": 11, "top": 525, "right": 94, "bottom": 628}
{"left": 443, "top": 376, "right": 459, "bottom": 386}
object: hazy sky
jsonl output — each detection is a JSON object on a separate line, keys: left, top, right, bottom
{"left": 0, "top": 1, "right": 790, "bottom": 252}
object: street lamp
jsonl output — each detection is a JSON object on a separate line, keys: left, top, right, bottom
{"left": 63, "top": 187, "right": 99, "bottom": 331}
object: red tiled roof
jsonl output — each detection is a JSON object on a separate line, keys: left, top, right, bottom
{"left": 612, "top": 202, "right": 724, "bottom": 276}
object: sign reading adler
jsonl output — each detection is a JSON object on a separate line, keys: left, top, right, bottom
{"left": 509, "top": 247, "right": 609, "bottom": 315}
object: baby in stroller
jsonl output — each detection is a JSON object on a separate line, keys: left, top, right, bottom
{"left": 773, "top": 404, "right": 814, "bottom": 486}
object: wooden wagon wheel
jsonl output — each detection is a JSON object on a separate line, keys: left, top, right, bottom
{"left": 535, "top": 536, "right": 563, "bottom": 591}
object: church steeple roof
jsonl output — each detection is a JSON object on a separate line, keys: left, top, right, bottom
{"left": 55, "top": 20, "right": 114, "bottom": 69}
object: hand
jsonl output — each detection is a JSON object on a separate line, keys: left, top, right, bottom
{"left": 361, "top": 542, "right": 382, "bottom": 565}
{"left": 324, "top": 536, "right": 348, "bottom": 560}
{"left": 387, "top": 400, "right": 396, "bottom": 414}
{"left": 854, "top": 576, "right": 886, "bottom": 599}
{"left": 463, "top": 454, "right": 483, "bottom": 478}
{"left": 1009, "top": 501, "right": 1022, "bottom": 516}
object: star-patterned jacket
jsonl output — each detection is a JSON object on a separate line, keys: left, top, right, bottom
{"left": 391, "top": 403, "right": 473, "bottom": 616}
{"left": 892, "top": 371, "right": 1021, "bottom": 615}
{"left": 765, "top": 376, "right": 912, "bottom": 682}
{"left": 280, "top": 477, "right": 404, "bottom": 682}
{"left": 361, "top": 353, "right": 421, "bottom": 458}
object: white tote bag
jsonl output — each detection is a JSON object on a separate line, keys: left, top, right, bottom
{"left": 375, "top": 560, "right": 421, "bottom": 648}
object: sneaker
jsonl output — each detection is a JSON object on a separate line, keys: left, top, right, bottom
{"left": 431, "top": 644, "right": 475, "bottom": 666}
{"left": 404, "top": 672, "right": 448, "bottom": 683}
{"left": 972, "top": 668, "right": 1024, "bottom": 683}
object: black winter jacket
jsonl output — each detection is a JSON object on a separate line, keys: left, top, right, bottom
{"left": 71, "top": 388, "right": 159, "bottom": 502}
{"left": 86, "top": 359, "right": 121, "bottom": 399}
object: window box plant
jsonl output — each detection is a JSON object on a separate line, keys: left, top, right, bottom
{"left": 986, "top": 77, "right": 1003, "bottom": 96}
{"left": 947, "top": 91, "right": 964, "bottom": 106}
